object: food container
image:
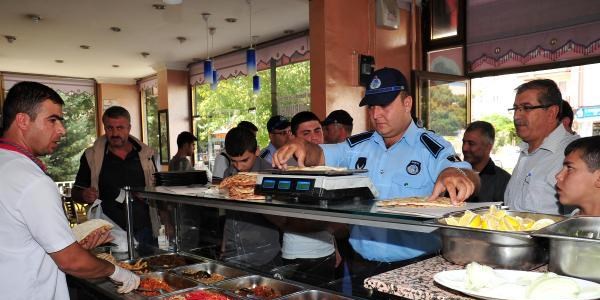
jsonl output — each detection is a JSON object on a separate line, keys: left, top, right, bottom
{"left": 436, "top": 210, "right": 565, "bottom": 270}
{"left": 214, "top": 275, "right": 303, "bottom": 299}
{"left": 169, "top": 262, "right": 249, "bottom": 285}
{"left": 117, "top": 258, "right": 153, "bottom": 274}
{"left": 135, "top": 271, "right": 200, "bottom": 297}
{"left": 532, "top": 216, "right": 600, "bottom": 283}
{"left": 278, "top": 290, "right": 354, "bottom": 300}
{"left": 142, "top": 253, "right": 204, "bottom": 270}
{"left": 154, "top": 287, "right": 242, "bottom": 300}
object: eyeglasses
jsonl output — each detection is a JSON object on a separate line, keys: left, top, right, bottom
{"left": 271, "top": 129, "right": 290, "bottom": 135}
{"left": 507, "top": 104, "right": 555, "bottom": 113}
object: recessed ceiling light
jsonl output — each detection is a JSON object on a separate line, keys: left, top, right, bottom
{"left": 141, "top": 52, "right": 150, "bottom": 58}
{"left": 152, "top": 4, "right": 165, "bottom": 10}
{"left": 284, "top": 29, "right": 294, "bottom": 35}
{"left": 110, "top": 27, "right": 121, "bottom": 32}
{"left": 225, "top": 18, "right": 237, "bottom": 23}
{"left": 4, "top": 35, "right": 16, "bottom": 43}
{"left": 55, "top": 59, "right": 64, "bottom": 63}
{"left": 176, "top": 36, "right": 187, "bottom": 43}
{"left": 80, "top": 45, "right": 90, "bottom": 49}
{"left": 26, "top": 14, "right": 42, "bottom": 23}
{"left": 112, "top": 65, "right": 119, "bottom": 68}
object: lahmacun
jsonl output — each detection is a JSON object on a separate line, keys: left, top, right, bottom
{"left": 72, "top": 219, "right": 113, "bottom": 242}
{"left": 376, "top": 196, "right": 464, "bottom": 208}
{"left": 219, "top": 172, "right": 265, "bottom": 200}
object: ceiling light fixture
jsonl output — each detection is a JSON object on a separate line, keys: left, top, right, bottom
{"left": 209, "top": 27, "right": 218, "bottom": 90}
{"left": 5, "top": 35, "right": 16, "bottom": 43}
{"left": 80, "top": 45, "right": 90, "bottom": 49}
{"left": 162, "top": 0, "right": 183, "bottom": 5}
{"left": 112, "top": 65, "right": 119, "bottom": 68}
{"left": 110, "top": 27, "right": 121, "bottom": 32}
{"left": 225, "top": 18, "right": 237, "bottom": 23}
{"left": 177, "top": 36, "right": 187, "bottom": 43}
{"left": 55, "top": 59, "right": 64, "bottom": 63}
{"left": 202, "top": 13, "right": 214, "bottom": 84}
{"left": 141, "top": 52, "right": 150, "bottom": 58}
{"left": 152, "top": 4, "right": 166, "bottom": 10}
{"left": 26, "top": 14, "right": 42, "bottom": 23}
{"left": 246, "top": 0, "right": 259, "bottom": 94}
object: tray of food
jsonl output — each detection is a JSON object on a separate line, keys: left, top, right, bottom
{"left": 170, "top": 262, "right": 249, "bottom": 285}
{"left": 262, "top": 166, "right": 367, "bottom": 176}
{"left": 117, "top": 258, "right": 153, "bottom": 274}
{"left": 214, "top": 275, "right": 303, "bottom": 300}
{"left": 375, "top": 197, "right": 497, "bottom": 218}
{"left": 142, "top": 253, "right": 204, "bottom": 270}
{"left": 277, "top": 290, "right": 354, "bottom": 300}
{"left": 134, "top": 271, "right": 200, "bottom": 297}
{"left": 219, "top": 173, "right": 266, "bottom": 200}
{"left": 156, "top": 287, "right": 241, "bottom": 300}
{"left": 435, "top": 206, "right": 566, "bottom": 270}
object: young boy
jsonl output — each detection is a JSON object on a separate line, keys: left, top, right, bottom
{"left": 220, "top": 127, "right": 279, "bottom": 268}
{"left": 555, "top": 136, "right": 600, "bottom": 215}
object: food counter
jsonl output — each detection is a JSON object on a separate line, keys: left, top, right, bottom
{"left": 69, "top": 186, "right": 600, "bottom": 300}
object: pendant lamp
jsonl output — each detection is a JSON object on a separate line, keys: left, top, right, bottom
{"left": 252, "top": 74, "right": 260, "bottom": 94}
{"left": 246, "top": 0, "right": 256, "bottom": 77}
{"left": 202, "top": 13, "right": 214, "bottom": 84}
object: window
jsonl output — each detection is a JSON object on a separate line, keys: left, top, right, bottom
{"left": 192, "top": 60, "right": 310, "bottom": 171}
{"left": 141, "top": 86, "right": 159, "bottom": 158}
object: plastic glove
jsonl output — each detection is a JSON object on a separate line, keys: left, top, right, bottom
{"left": 109, "top": 265, "right": 140, "bottom": 294}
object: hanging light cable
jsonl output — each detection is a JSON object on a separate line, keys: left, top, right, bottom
{"left": 246, "top": 0, "right": 256, "bottom": 77}
{"left": 209, "top": 27, "right": 218, "bottom": 90}
{"left": 202, "top": 13, "right": 214, "bottom": 84}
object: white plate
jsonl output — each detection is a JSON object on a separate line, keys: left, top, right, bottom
{"left": 433, "top": 269, "right": 600, "bottom": 300}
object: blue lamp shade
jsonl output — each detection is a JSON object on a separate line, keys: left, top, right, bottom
{"left": 211, "top": 70, "right": 218, "bottom": 90}
{"left": 246, "top": 48, "right": 257, "bottom": 76}
{"left": 203, "top": 59, "right": 214, "bottom": 84}
{"left": 252, "top": 74, "right": 260, "bottom": 94}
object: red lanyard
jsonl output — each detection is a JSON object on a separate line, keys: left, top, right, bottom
{"left": 0, "top": 138, "right": 48, "bottom": 174}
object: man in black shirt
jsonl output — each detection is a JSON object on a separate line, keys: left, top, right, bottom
{"left": 462, "top": 121, "right": 511, "bottom": 203}
{"left": 72, "top": 106, "right": 157, "bottom": 246}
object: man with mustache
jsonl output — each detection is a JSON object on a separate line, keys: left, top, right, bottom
{"left": 72, "top": 106, "right": 158, "bottom": 246}
{"left": 0, "top": 82, "right": 139, "bottom": 298}
{"left": 504, "top": 79, "right": 579, "bottom": 215}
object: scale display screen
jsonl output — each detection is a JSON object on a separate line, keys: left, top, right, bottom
{"left": 260, "top": 177, "right": 315, "bottom": 193}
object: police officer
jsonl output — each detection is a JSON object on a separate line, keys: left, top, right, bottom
{"left": 273, "top": 68, "right": 479, "bottom": 266}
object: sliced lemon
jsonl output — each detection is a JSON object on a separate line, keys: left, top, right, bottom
{"left": 445, "top": 216, "right": 459, "bottom": 226}
{"left": 468, "top": 215, "right": 483, "bottom": 228}
{"left": 522, "top": 218, "right": 535, "bottom": 230}
{"left": 530, "top": 218, "right": 556, "bottom": 231}
{"left": 504, "top": 215, "right": 521, "bottom": 231}
{"left": 458, "top": 210, "right": 477, "bottom": 226}
{"left": 481, "top": 219, "right": 489, "bottom": 230}
{"left": 490, "top": 206, "right": 507, "bottom": 219}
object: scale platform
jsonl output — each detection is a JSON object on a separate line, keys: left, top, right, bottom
{"left": 255, "top": 169, "right": 378, "bottom": 201}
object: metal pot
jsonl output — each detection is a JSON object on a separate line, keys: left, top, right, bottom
{"left": 436, "top": 210, "right": 565, "bottom": 270}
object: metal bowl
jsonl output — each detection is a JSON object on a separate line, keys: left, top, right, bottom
{"left": 170, "top": 262, "right": 249, "bottom": 285}
{"left": 214, "top": 275, "right": 304, "bottom": 299}
{"left": 278, "top": 290, "right": 354, "bottom": 300}
{"left": 153, "top": 287, "right": 242, "bottom": 299}
{"left": 436, "top": 210, "right": 565, "bottom": 270}
{"left": 532, "top": 216, "right": 600, "bottom": 283}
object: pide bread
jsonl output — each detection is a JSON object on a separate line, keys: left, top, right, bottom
{"left": 376, "top": 196, "right": 464, "bottom": 208}
{"left": 72, "top": 219, "right": 114, "bottom": 242}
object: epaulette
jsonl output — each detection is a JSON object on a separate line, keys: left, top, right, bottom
{"left": 420, "top": 133, "right": 444, "bottom": 158}
{"left": 260, "top": 149, "right": 270, "bottom": 159}
{"left": 346, "top": 131, "right": 374, "bottom": 147}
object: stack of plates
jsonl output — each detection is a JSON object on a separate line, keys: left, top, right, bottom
{"left": 154, "top": 171, "right": 208, "bottom": 186}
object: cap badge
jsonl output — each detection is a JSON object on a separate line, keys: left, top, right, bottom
{"left": 369, "top": 76, "right": 382, "bottom": 90}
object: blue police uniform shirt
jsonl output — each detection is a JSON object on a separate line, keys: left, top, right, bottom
{"left": 259, "top": 143, "right": 277, "bottom": 164}
{"left": 321, "top": 121, "right": 471, "bottom": 262}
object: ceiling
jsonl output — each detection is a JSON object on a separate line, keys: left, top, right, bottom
{"left": 0, "top": 0, "right": 309, "bottom": 84}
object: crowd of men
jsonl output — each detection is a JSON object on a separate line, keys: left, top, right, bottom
{"left": 1, "top": 67, "right": 599, "bottom": 298}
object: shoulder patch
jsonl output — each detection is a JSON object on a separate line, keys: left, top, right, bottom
{"left": 420, "top": 133, "right": 444, "bottom": 158}
{"left": 260, "top": 149, "right": 270, "bottom": 159}
{"left": 346, "top": 131, "right": 375, "bottom": 147}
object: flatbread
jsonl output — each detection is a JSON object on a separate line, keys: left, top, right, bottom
{"left": 71, "top": 219, "right": 113, "bottom": 242}
{"left": 286, "top": 165, "right": 347, "bottom": 171}
{"left": 219, "top": 172, "right": 265, "bottom": 200}
{"left": 376, "top": 196, "right": 464, "bottom": 208}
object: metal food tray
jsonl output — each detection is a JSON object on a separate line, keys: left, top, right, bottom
{"left": 153, "top": 286, "right": 242, "bottom": 300}
{"left": 531, "top": 216, "right": 600, "bottom": 242}
{"left": 435, "top": 209, "right": 566, "bottom": 270}
{"left": 214, "top": 275, "right": 304, "bottom": 299}
{"left": 261, "top": 168, "right": 368, "bottom": 176}
{"left": 169, "top": 262, "right": 249, "bottom": 285}
{"left": 141, "top": 253, "right": 204, "bottom": 270}
{"left": 134, "top": 271, "right": 200, "bottom": 298}
{"left": 278, "top": 290, "right": 354, "bottom": 300}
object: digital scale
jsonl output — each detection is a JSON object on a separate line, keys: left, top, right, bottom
{"left": 255, "top": 169, "right": 379, "bottom": 201}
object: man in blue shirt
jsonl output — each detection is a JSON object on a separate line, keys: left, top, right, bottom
{"left": 272, "top": 68, "right": 479, "bottom": 264}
